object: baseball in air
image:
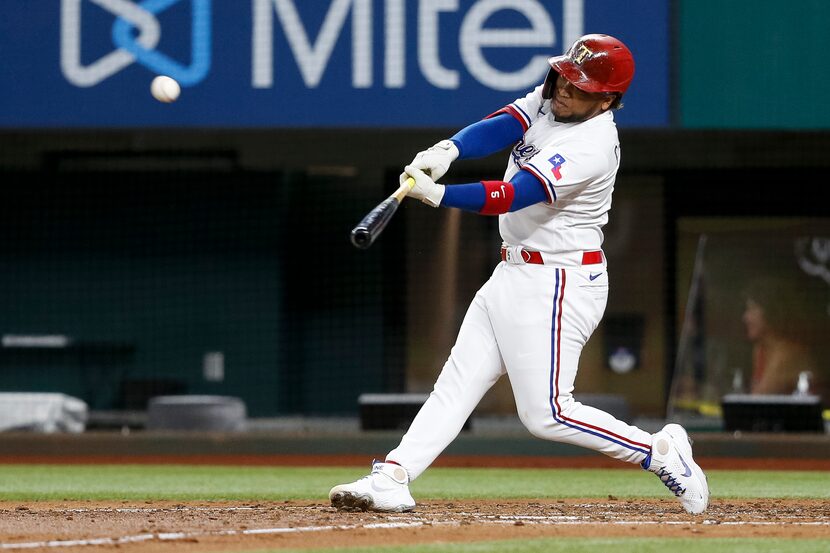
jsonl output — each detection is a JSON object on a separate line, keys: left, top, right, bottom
{"left": 150, "top": 75, "right": 180, "bottom": 103}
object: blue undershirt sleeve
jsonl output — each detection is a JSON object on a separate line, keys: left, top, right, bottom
{"left": 440, "top": 169, "right": 548, "bottom": 213}
{"left": 450, "top": 113, "right": 524, "bottom": 159}
{"left": 509, "top": 169, "right": 549, "bottom": 209}
{"left": 440, "top": 182, "right": 486, "bottom": 212}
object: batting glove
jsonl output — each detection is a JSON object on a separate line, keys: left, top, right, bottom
{"left": 409, "top": 139, "right": 459, "bottom": 181}
{"left": 401, "top": 165, "right": 445, "bottom": 208}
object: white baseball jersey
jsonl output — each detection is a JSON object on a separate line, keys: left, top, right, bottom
{"left": 386, "top": 86, "right": 652, "bottom": 481}
{"left": 498, "top": 85, "right": 620, "bottom": 256}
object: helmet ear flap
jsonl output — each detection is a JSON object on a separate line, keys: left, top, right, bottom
{"left": 541, "top": 68, "right": 558, "bottom": 99}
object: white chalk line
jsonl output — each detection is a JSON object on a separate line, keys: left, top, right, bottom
{"left": 0, "top": 522, "right": 430, "bottom": 550}
{"left": 2, "top": 513, "right": 829, "bottom": 550}
{"left": 61, "top": 507, "right": 260, "bottom": 514}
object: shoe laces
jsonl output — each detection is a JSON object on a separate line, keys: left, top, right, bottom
{"left": 655, "top": 467, "right": 686, "bottom": 497}
{"left": 352, "top": 463, "right": 382, "bottom": 484}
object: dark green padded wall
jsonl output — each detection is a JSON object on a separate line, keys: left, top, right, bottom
{"left": 680, "top": 0, "right": 830, "bottom": 129}
{"left": 0, "top": 171, "right": 388, "bottom": 416}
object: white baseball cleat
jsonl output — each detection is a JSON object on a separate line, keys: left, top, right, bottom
{"left": 642, "top": 423, "right": 709, "bottom": 514}
{"left": 329, "top": 461, "right": 416, "bottom": 512}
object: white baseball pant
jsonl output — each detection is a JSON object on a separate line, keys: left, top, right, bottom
{"left": 387, "top": 258, "right": 653, "bottom": 480}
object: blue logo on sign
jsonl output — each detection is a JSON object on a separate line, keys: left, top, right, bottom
{"left": 112, "top": 0, "right": 211, "bottom": 86}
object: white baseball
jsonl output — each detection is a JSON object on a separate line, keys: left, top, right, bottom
{"left": 150, "top": 75, "right": 181, "bottom": 103}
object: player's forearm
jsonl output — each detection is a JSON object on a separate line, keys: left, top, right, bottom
{"left": 439, "top": 169, "right": 548, "bottom": 214}
{"left": 450, "top": 113, "right": 524, "bottom": 159}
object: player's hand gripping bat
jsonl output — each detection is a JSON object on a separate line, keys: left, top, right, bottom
{"left": 350, "top": 177, "right": 415, "bottom": 249}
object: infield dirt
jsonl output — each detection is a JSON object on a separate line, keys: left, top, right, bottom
{"left": 1, "top": 498, "right": 829, "bottom": 552}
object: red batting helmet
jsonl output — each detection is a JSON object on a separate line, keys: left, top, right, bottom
{"left": 541, "top": 34, "right": 635, "bottom": 99}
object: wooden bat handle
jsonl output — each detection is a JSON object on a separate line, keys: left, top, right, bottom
{"left": 391, "top": 177, "right": 416, "bottom": 202}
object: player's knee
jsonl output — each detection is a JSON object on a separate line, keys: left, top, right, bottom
{"left": 522, "top": 419, "right": 550, "bottom": 439}
{"left": 518, "top": 396, "right": 577, "bottom": 439}
{"left": 555, "top": 393, "right": 576, "bottom": 414}
{"left": 521, "top": 416, "right": 574, "bottom": 441}
{"left": 517, "top": 407, "right": 560, "bottom": 439}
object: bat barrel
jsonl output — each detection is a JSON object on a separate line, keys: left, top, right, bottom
{"left": 350, "top": 226, "right": 374, "bottom": 249}
{"left": 350, "top": 197, "right": 400, "bottom": 249}
{"left": 349, "top": 178, "right": 414, "bottom": 249}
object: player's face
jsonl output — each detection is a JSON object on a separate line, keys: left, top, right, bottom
{"left": 742, "top": 299, "right": 768, "bottom": 342}
{"left": 552, "top": 75, "right": 614, "bottom": 123}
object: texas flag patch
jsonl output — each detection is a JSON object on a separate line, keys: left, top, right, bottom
{"left": 548, "top": 153, "right": 566, "bottom": 180}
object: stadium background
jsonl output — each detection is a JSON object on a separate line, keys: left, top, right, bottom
{"left": 0, "top": 0, "right": 828, "bottom": 433}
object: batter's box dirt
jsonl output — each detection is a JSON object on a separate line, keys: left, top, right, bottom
{"left": 1, "top": 499, "right": 828, "bottom": 552}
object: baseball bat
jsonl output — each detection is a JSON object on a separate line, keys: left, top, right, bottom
{"left": 350, "top": 177, "right": 415, "bottom": 249}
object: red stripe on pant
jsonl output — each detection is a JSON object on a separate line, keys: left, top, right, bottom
{"left": 549, "top": 268, "right": 651, "bottom": 452}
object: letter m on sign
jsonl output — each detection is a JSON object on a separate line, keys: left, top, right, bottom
{"left": 253, "top": 0, "right": 371, "bottom": 88}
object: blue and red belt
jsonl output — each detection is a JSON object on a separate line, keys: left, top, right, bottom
{"left": 500, "top": 247, "right": 603, "bottom": 265}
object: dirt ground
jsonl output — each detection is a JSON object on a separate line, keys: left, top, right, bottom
{"left": 1, "top": 498, "right": 829, "bottom": 552}
{"left": 2, "top": 455, "right": 828, "bottom": 551}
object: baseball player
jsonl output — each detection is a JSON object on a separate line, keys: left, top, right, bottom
{"left": 330, "top": 34, "right": 709, "bottom": 515}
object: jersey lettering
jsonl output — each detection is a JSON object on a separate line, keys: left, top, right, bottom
{"left": 511, "top": 139, "right": 540, "bottom": 168}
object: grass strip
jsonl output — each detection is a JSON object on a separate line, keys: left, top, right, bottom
{"left": 0, "top": 465, "right": 827, "bottom": 501}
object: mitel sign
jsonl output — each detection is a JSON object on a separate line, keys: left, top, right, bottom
{"left": 1, "top": 0, "right": 669, "bottom": 127}
{"left": 250, "top": 0, "right": 585, "bottom": 91}
{"left": 61, "top": 0, "right": 211, "bottom": 87}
